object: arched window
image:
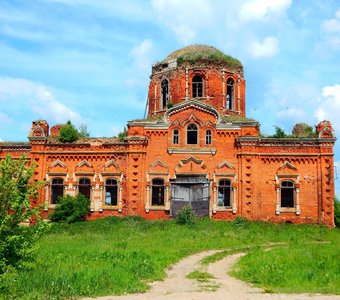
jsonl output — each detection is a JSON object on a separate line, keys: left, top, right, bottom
{"left": 192, "top": 75, "right": 203, "bottom": 98}
{"left": 161, "top": 79, "right": 169, "bottom": 109}
{"left": 218, "top": 179, "right": 231, "bottom": 207}
{"left": 173, "top": 129, "right": 179, "bottom": 144}
{"left": 105, "top": 178, "right": 118, "bottom": 206}
{"left": 205, "top": 129, "right": 212, "bottom": 145}
{"left": 187, "top": 124, "right": 198, "bottom": 145}
{"left": 152, "top": 179, "right": 165, "bottom": 206}
{"left": 78, "top": 178, "right": 91, "bottom": 200}
{"left": 281, "top": 180, "right": 294, "bottom": 208}
{"left": 51, "top": 178, "right": 64, "bottom": 204}
{"left": 226, "top": 78, "right": 234, "bottom": 110}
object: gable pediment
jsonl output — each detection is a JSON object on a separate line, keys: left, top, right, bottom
{"left": 166, "top": 100, "right": 221, "bottom": 125}
{"left": 277, "top": 161, "right": 298, "bottom": 175}
{"left": 215, "top": 161, "right": 235, "bottom": 173}
{"left": 149, "top": 160, "right": 169, "bottom": 173}
{"left": 175, "top": 156, "right": 207, "bottom": 174}
{"left": 75, "top": 160, "right": 94, "bottom": 172}
{"left": 48, "top": 159, "right": 67, "bottom": 173}
{"left": 102, "top": 159, "right": 120, "bottom": 172}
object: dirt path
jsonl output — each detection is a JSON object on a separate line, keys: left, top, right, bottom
{"left": 82, "top": 250, "right": 340, "bottom": 300}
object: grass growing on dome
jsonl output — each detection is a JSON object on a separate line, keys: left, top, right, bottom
{"left": 175, "top": 45, "right": 242, "bottom": 68}
{"left": 1, "top": 217, "right": 339, "bottom": 299}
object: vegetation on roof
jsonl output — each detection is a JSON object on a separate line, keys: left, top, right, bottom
{"left": 223, "top": 115, "right": 256, "bottom": 123}
{"left": 177, "top": 49, "right": 242, "bottom": 68}
{"left": 156, "top": 45, "right": 242, "bottom": 69}
{"left": 267, "top": 124, "right": 317, "bottom": 138}
{"left": 130, "top": 114, "right": 164, "bottom": 123}
{"left": 0, "top": 142, "right": 30, "bottom": 146}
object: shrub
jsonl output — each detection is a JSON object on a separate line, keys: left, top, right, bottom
{"left": 175, "top": 206, "right": 196, "bottom": 225}
{"left": 78, "top": 123, "right": 90, "bottom": 138}
{"left": 58, "top": 120, "right": 79, "bottom": 143}
{"left": 0, "top": 155, "right": 47, "bottom": 275}
{"left": 233, "top": 216, "right": 248, "bottom": 228}
{"left": 292, "top": 123, "right": 317, "bottom": 137}
{"left": 49, "top": 194, "right": 90, "bottom": 223}
{"left": 118, "top": 127, "right": 128, "bottom": 141}
{"left": 272, "top": 126, "right": 286, "bottom": 138}
{"left": 334, "top": 198, "right": 340, "bottom": 227}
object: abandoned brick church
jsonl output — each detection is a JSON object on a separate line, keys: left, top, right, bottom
{"left": 0, "top": 45, "right": 336, "bottom": 226}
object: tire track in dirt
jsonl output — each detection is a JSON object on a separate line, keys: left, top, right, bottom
{"left": 82, "top": 250, "right": 340, "bottom": 300}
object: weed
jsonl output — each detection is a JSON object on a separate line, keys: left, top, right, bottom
{"left": 175, "top": 206, "right": 196, "bottom": 225}
{"left": 186, "top": 270, "right": 214, "bottom": 282}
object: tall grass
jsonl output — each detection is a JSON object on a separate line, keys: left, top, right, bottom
{"left": 2, "top": 217, "right": 339, "bottom": 299}
{"left": 232, "top": 243, "right": 340, "bottom": 294}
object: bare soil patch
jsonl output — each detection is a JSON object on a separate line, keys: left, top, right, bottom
{"left": 82, "top": 250, "right": 340, "bottom": 300}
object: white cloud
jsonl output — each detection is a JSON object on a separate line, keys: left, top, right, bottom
{"left": 321, "top": 9, "right": 340, "bottom": 48}
{"left": 250, "top": 36, "right": 279, "bottom": 58}
{"left": 131, "top": 39, "right": 154, "bottom": 72}
{"left": 314, "top": 84, "right": 340, "bottom": 132}
{"left": 0, "top": 112, "right": 11, "bottom": 123}
{"left": 239, "top": 0, "right": 292, "bottom": 22}
{"left": 277, "top": 107, "right": 306, "bottom": 121}
{"left": 322, "top": 9, "right": 340, "bottom": 33}
{"left": 0, "top": 77, "right": 82, "bottom": 125}
{"left": 151, "top": 0, "right": 213, "bottom": 44}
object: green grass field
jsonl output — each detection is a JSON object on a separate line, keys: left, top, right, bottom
{"left": 2, "top": 217, "right": 339, "bottom": 299}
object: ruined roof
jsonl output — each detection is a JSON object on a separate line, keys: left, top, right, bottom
{"left": 161, "top": 44, "right": 242, "bottom": 68}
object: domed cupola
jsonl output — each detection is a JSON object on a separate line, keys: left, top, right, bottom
{"left": 147, "top": 45, "right": 246, "bottom": 118}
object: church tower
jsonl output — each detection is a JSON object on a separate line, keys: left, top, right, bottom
{"left": 147, "top": 45, "right": 246, "bottom": 117}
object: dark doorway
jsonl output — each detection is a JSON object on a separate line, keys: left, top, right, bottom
{"left": 170, "top": 175, "right": 210, "bottom": 217}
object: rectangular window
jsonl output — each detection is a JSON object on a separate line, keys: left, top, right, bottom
{"left": 206, "top": 130, "right": 212, "bottom": 145}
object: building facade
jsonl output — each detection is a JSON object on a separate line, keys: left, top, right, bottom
{"left": 0, "top": 45, "right": 336, "bottom": 226}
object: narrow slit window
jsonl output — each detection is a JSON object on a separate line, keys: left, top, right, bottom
{"left": 187, "top": 124, "right": 198, "bottom": 145}
{"left": 192, "top": 75, "right": 203, "bottom": 98}
{"left": 206, "top": 129, "right": 212, "bottom": 145}
{"left": 105, "top": 178, "right": 118, "bottom": 206}
{"left": 161, "top": 79, "right": 169, "bottom": 109}
{"left": 173, "top": 129, "right": 179, "bottom": 144}
{"left": 226, "top": 78, "right": 234, "bottom": 110}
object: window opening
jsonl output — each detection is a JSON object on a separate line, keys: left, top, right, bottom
{"left": 218, "top": 179, "right": 231, "bottom": 207}
{"left": 152, "top": 179, "right": 165, "bottom": 206}
{"left": 192, "top": 75, "right": 203, "bottom": 98}
{"left": 105, "top": 178, "right": 118, "bottom": 206}
{"left": 51, "top": 178, "right": 64, "bottom": 204}
{"left": 206, "top": 130, "right": 212, "bottom": 145}
{"left": 226, "top": 78, "right": 234, "bottom": 110}
{"left": 161, "top": 79, "right": 169, "bottom": 109}
{"left": 187, "top": 124, "right": 198, "bottom": 145}
{"left": 281, "top": 180, "right": 294, "bottom": 208}
{"left": 78, "top": 178, "right": 91, "bottom": 200}
{"left": 173, "top": 129, "right": 179, "bottom": 144}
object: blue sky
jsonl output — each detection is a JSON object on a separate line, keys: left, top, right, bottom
{"left": 1, "top": 0, "right": 340, "bottom": 194}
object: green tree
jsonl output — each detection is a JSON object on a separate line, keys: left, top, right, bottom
{"left": 49, "top": 194, "right": 90, "bottom": 223}
{"left": 59, "top": 120, "right": 79, "bottom": 143}
{"left": 118, "top": 127, "right": 128, "bottom": 142}
{"left": 78, "top": 123, "right": 90, "bottom": 138}
{"left": 0, "top": 155, "right": 46, "bottom": 275}
{"left": 334, "top": 198, "right": 340, "bottom": 227}
{"left": 272, "top": 126, "right": 286, "bottom": 138}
